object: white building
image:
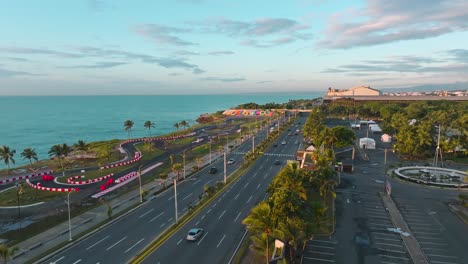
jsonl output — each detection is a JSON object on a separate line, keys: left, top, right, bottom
{"left": 327, "top": 86, "right": 382, "bottom": 97}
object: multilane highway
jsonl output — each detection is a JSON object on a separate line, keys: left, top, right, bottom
{"left": 140, "top": 117, "right": 307, "bottom": 264}
{"left": 42, "top": 116, "right": 304, "bottom": 264}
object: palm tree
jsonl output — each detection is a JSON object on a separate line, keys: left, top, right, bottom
{"left": 173, "top": 122, "right": 180, "bottom": 131}
{"left": 48, "top": 144, "right": 71, "bottom": 172}
{"left": 277, "top": 217, "right": 308, "bottom": 261}
{"left": 20, "top": 147, "right": 38, "bottom": 168}
{"left": 0, "top": 145, "right": 16, "bottom": 174}
{"left": 159, "top": 172, "right": 168, "bottom": 189}
{"left": 179, "top": 120, "right": 188, "bottom": 130}
{"left": 144, "top": 120, "right": 155, "bottom": 137}
{"left": 172, "top": 163, "right": 183, "bottom": 181}
{"left": 73, "top": 140, "right": 88, "bottom": 151}
{"left": 196, "top": 157, "right": 203, "bottom": 170}
{"left": 242, "top": 202, "right": 276, "bottom": 235}
{"left": 0, "top": 244, "right": 19, "bottom": 264}
{"left": 124, "top": 120, "right": 134, "bottom": 139}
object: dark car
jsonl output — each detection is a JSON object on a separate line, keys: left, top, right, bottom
{"left": 209, "top": 167, "right": 218, "bottom": 174}
{"left": 273, "top": 143, "right": 278, "bottom": 147}
{"left": 274, "top": 160, "right": 281, "bottom": 165}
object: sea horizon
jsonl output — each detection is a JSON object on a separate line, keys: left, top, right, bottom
{"left": 1, "top": 93, "right": 321, "bottom": 167}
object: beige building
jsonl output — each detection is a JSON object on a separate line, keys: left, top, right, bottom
{"left": 327, "top": 85, "right": 382, "bottom": 97}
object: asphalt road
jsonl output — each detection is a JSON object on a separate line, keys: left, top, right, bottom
{"left": 303, "top": 123, "right": 468, "bottom": 264}
{"left": 41, "top": 116, "right": 301, "bottom": 264}
{"left": 140, "top": 117, "right": 307, "bottom": 264}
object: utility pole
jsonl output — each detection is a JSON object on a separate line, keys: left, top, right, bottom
{"left": 252, "top": 136, "right": 255, "bottom": 153}
{"left": 67, "top": 191, "right": 72, "bottom": 241}
{"left": 224, "top": 152, "right": 227, "bottom": 184}
{"left": 138, "top": 165, "right": 143, "bottom": 203}
{"left": 209, "top": 139, "right": 212, "bottom": 164}
{"left": 174, "top": 179, "right": 178, "bottom": 223}
{"left": 183, "top": 150, "right": 186, "bottom": 179}
{"left": 384, "top": 148, "right": 388, "bottom": 173}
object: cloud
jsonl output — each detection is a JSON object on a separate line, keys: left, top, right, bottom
{"left": 0, "top": 46, "right": 205, "bottom": 74}
{"left": 0, "top": 47, "right": 81, "bottom": 58}
{"left": 202, "top": 77, "right": 245, "bottom": 82}
{"left": 199, "top": 17, "right": 311, "bottom": 48}
{"left": 447, "top": 49, "right": 468, "bottom": 63}
{"left": 132, "top": 24, "right": 196, "bottom": 46}
{"left": 207, "top": 50, "right": 234, "bottom": 56}
{"left": 4, "top": 57, "right": 31, "bottom": 62}
{"left": 175, "top": 50, "right": 199, "bottom": 56}
{"left": 0, "top": 68, "right": 39, "bottom": 77}
{"left": 87, "top": 0, "right": 113, "bottom": 12}
{"left": 59, "top": 61, "right": 128, "bottom": 69}
{"left": 319, "top": 0, "right": 468, "bottom": 49}
{"left": 323, "top": 52, "right": 468, "bottom": 75}
{"left": 169, "top": 72, "right": 183, "bottom": 76}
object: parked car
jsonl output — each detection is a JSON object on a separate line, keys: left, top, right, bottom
{"left": 209, "top": 167, "right": 218, "bottom": 174}
{"left": 186, "top": 228, "right": 204, "bottom": 241}
{"left": 227, "top": 159, "right": 235, "bottom": 165}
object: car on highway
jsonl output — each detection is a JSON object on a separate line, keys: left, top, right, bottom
{"left": 227, "top": 159, "right": 235, "bottom": 165}
{"left": 274, "top": 160, "right": 281, "bottom": 165}
{"left": 273, "top": 143, "right": 278, "bottom": 147}
{"left": 186, "top": 228, "right": 204, "bottom": 241}
{"left": 209, "top": 167, "right": 218, "bottom": 174}
{"left": 281, "top": 140, "right": 287, "bottom": 145}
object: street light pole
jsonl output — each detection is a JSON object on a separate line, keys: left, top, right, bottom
{"left": 138, "top": 165, "right": 143, "bottom": 203}
{"left": 183, "top": 150, "right": 186, "bottom": 179}
{"left": 224, "top": 152, "right": 227, "bottom": 184}
{"left": 209, "top": 139, "right": 212, "bottom": 164}
{"left": 174, "top": 179, "right": 178, "bottom": 223}
{"left": 252, "top": 136, "right": 255, "bottom": 153}
{"left": 67, "top": 191, "right": 72, "bottom": 241}
{"left": 16, "top": 183, "right": 21, "bottom": 219}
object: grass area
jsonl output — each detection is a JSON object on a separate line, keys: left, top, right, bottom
{"left": 166, "top": 136, "right": 195, "bottom": 146}
{"left": 0, "top": 184, "right": 64, "bottom": 206}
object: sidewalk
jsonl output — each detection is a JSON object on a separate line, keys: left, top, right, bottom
{"left": 380, "top": 193, "right": 429, "bottom": 264}
{"left": 10, "top": 142, "right": 238, "bottom": 264}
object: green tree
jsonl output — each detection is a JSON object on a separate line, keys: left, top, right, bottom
{"left": 242, "top": 202, "right": 276, "bottom": 235}
{"left": 172, "top": 163, "right": 183, "bottom": 181}
{"left": 0, "top": 145, "right": 16, "bottom": 173}
{"left": 73, "top": 140, "right": 88, "bottom": 151}
{"left": 124, "top": 120, "right": 134, "bottom": 139}
{"left": 277, "top": 217, "right": 308, "bottom": 262}
{"left": 0, "top": 244, "right": 19, "bottom": 264}
{"left": 159, "top": 172, "right": 168, "bottom": 189}
{"left": 48, "top": 144, "right": 71, "bottom": 171}
{"left": 144, "top": 120, "right": 155, "bottom": 137}
{"left": 196, "top": 157, "right": 203, "bottom": 170}
{"left": 173, "top": 122, "right": 180, "bottom": 131}
{"left": 21, "top": 147, "right": 38, "bottom": 169}
{"left": 179, "top": 120, "right": 189, "bottom": 130}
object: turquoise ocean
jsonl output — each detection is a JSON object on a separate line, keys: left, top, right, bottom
{"left": 0, "top": 93, "right": 321, "bottom": 167}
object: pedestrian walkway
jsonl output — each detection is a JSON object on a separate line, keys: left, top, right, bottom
{"left": 9, "top": 142, "right": 233, "bottom": 264}
{"left": 381, "top": 193, "right": 428, "bottom": 264}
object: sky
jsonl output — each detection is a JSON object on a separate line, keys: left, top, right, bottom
{"left": 0, "top": 0, "right": 467, "bottom": 95}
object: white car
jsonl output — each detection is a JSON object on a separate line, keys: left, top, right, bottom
{"left": 186, "top": 228, "right": 204, "bottom": 241}
{"left": 227, "top": 159, "right": 235, "bottom": 165}
{"left": 281, "top": 140, "right": 287, "bottom": 145}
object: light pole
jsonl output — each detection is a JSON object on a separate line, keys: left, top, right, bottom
{"left": 183, "top": 150, "right": 186, "bottom": 179}
{"left": 226, "top": 134, "right": 229, "bottom": 153}
{"left": 138, "top": 165, "right": 143, "bottom": 203}
{"left": 209, "top": 139, "right": 212, "bottom": 164}
{"left": 66, "top": 191, "right": 72, "bottom": 241}
{"left": 174, "top": 179, "right": 178, "bottom": 223}
{"left": 16, "top": 183, "right": 22, "bottom": 219}
{"left": 224, "top": 152, "right": 227, "bottom": 184}
{"left": 252, "top": 136, "right": 255, "bottom": 153}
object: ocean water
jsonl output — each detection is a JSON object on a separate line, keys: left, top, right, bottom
{"left": 0, "top": 93, "right": 321, "bottom": 166}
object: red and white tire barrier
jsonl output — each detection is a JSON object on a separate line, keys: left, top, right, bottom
{"left": 26, "top": 179, "right": 79, "bottom": 192}
{"left": 115, "top": 172, "right": 138, "bottom": 183}
{"left": 100, "top": 152, "right": 142, "bottom": 170}
{"left": 66, "top": 173, "right": 114, "bottom": 185}
{"left": 0, "top": 170, "right": 53, "bottom": 185}
{"left": 91, "top": 171, "right": 138, "bottom": 198}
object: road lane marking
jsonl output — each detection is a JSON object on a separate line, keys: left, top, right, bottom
{"left": 246, "top": 195, "right": 252, "bottom": 203}
{"left": 219, "top": 210, "right": 226, "bottom": 219}
{"left": 160, "top": 223, "right": 165, "bottom": 228}
{"left": 168, "top": 217, "right": 173, "bottom": 222}
{"left": 376, "top": 242, "right": 403, "bottom": 248}
{"left": 86, "top": 236, "right": 109, "bottom": 250}
{"left": 139, "top": 208, "right": 154, "bottom": 218}
{"left": 106, "top": 237, "right": 127, "bottom": 251}
{"left": 234, "top": 193, "right": 240, "bottom": 200}
{"left": 150, "top": 212, "right": 165, "bottom": 222}
{"left": 256, "top": 183, "right": 261, "bottom": 190}
{"left": 183, "top": 193, "right": 192, "bottom": 200}
{"left": 201, "top": 215, "right": 206, "bottom": 220}
{"left": 306, "top": 251, "right": 335, "bottom": 255}
{"left": 303, "top": 257, "right": 334, "bottom": 262}
{"left": 71, "top": 260, "right": 82, "bottom": 264}
{"left": 234, "top": 212, "right": 241, "bottom": 222}
{"left": 195, "top": 220, "right": 200, "bottom": 225}
{"left": 193, "top": 179, "right": 201, "bottom": 185}
{"left": 177, "top": 239, "right": 183, "bottom": 245}
{"left": 196, "top": 232, "right": 208, "bottom": 245}
{"left": 243, "top": 182, "right": 249, "bottom": 189}
{"left": 217, "top": 234, "right": 226, "bottom": 248}
{"left": 52, "top": 256, "right": 65, "bottom": 262}
{"left": 253, "top": 172, "right": 258, "bottom": 177}
{"left": 124, "top": 238, "right": 144, "bottom": 253}
{"left": 168, "top": 196, "right": 174, "bottom": 201}
{"left": 207, "top": 209, "right": 212, "bottom": 214}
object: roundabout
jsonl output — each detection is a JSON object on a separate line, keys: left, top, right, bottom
{"left": 393, "top": 166, "right": 468, "bottom": 188}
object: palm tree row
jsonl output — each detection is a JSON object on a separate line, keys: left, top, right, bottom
{"left": 174, "top": 120, "right": 189, "bottom": 131}
{"left": 0, "top": 139, "right": 90, "bottom": 174}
